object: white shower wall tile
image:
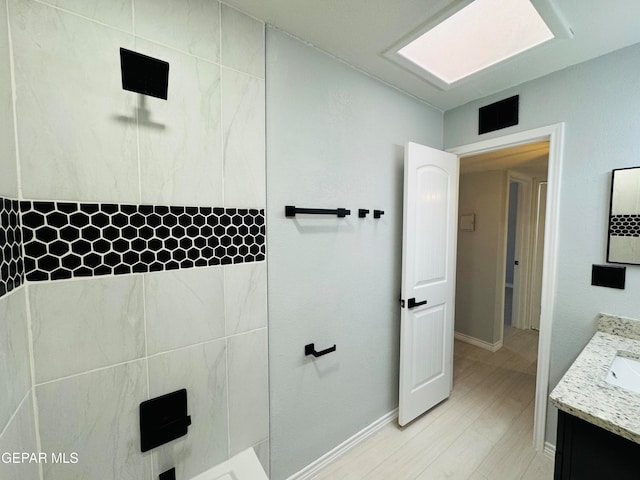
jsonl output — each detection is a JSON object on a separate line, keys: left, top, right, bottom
{"left": 0, "top": 289, "right": 31, "bottom": 433}
{"left": 221, "top": 67, "right": 266, "bottom": 208}
{"left": 148, "top": 339, "right": 228, "bottom": 479}
{"left": 224, "top": 261, "right": 267, "bottom": 335}
{"left": 227, "top": 328, "right": 269, "bottom": 455}
{"left": 134, "top": 0, "right": 220, "bottom": 63}
{"left": 254, "top": 439, "right": 270, "bottom": 477}
{"left": 36, "top": 0, "right": 133, "bottom": 31}
{"left": 2, "top": 0, "right": 269, "bottom": 476}
{"left": 0, "top": 0, "right": 17, "bottom": 198}
{"left": 29, "top": 276, "right": 145, "bottom": 383}
{"left": 135, "top": 38, "right": 224, "bottom": 207}
{"left": 0, "top": 393, "right": 39, "bottom": 480}
{"left": 36, "top": 360, "right": 151, "bottom": 480}
{"left": 221, "top": 4, "right": 264, "bottom": 78}
{"left": 144, "top": 266, "right": 225, "bottom": 355}
{"left": 9, "top": 0, "right": 139, "bottom": 203}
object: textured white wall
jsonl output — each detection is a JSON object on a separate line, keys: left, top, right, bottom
{"left": 266, "top": 27, "right": 443, "bottom": 480}
{"left": 456, "top": 170, "right": 507, "bottom": 344}
{"left": 445, "top": 42, "right": 640, "bottom": 445}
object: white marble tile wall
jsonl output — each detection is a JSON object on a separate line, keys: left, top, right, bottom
{"left": 0, "top": 1, "right": 34, "bottom": 474}
{"left": 8, "top": 0, "right": 265, "bottom": 207}
{"left": 148, "top": 339, "right": 228, "bottom": 479}
{"left": 29, "top": 276, "right": 145, "bottom": 383}
{"left": 0, "top": 0, "right": 17, "bottom": 198}
{"left": 135, "top": 37, "right": 224, "bottom": 207}
{"left": 1, "top": 0, "right": 268, "bottom": 478}
{"left": 36, "top": 360, "right": 150, "bottom": 480}
{"left": 25, "top": 266, "right": 268, "bottom": 480}
{"left": 144, "top": 267, "right": 225, "bottom": 354}
{"left": 227, "top": 328, "right": 269, "bottom": 455}
{"left": 0, "top": 394, "right": 39, "bottom": 480}
{"left": 0, "top": 288, "right": 31, "bottom": 436}
{"left": 10, "top": 0, "right": 139, "bottom": 203}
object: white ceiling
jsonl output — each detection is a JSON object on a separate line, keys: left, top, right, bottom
{"left": 224, "top": 0, "right": 640, "bottom": 111}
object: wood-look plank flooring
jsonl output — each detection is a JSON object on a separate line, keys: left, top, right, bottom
{"left": 313, "top": 327, "right": 554, "bottom": 480}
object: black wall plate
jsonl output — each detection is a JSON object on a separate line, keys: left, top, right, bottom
{"left": 159, "top": 468, "right": 176, "bottom": 480}
{"left": 140, "top": 389, "right": 191, "bottom": 452}
{"left": 592, "top": 264, "right": 626, "bottom": 289}
{"left": 120, "top": 48, "right": 169, "bottom": 100}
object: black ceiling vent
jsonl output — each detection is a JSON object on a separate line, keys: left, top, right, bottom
{"left": 120, "top": 48, "right": 169, "bottom": 100}
{"left": 478, "top": 95, "right": 519, "bottom": 135}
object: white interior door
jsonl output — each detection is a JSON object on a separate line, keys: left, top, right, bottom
{"left": 509, "top": 172, "right": 532, "bottom": 330}
{"left": 530, "top": 181, "right": 547, "bottom": 330}
{"left": 399, "top": 142, "right": 459, "bottom": 426}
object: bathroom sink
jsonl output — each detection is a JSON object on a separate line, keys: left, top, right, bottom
{"left": 606, "top": 354, "right": 640, "bottom": 394}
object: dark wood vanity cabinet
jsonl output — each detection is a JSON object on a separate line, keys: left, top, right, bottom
{"left": 554, "top": 410, "right": 640, "bottom": 479}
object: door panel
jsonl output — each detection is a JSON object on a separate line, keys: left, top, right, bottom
{"left": 411, "top": 305, "right": 445, "bottom": 391}
{"left": 415, "top": 166, "right": 449, "bottom": 286}
{"left": 399, "top": 142, "right": 459, "bottom": 426}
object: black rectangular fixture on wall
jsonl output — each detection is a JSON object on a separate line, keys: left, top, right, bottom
{"left": 591, "top": 264, "right": 626, "bottom": 289}
{"left": 120, "top": 48, "right": 169, "bottom": 100}
{"left": 478, "top": 95, "right": 519, "bottom": 134}
{"left": 140, "top": 389, "right": 191, "bottom": 452}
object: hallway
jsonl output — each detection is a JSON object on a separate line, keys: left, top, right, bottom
{"left": 313, "top": 327, "right": 552, "bottom": 479}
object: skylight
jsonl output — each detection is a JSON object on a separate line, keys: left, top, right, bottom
{"left": 397, "top": 0, "right": 554, "bottom": 85}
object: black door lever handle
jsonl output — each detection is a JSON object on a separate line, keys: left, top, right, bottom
{"left": 305, "top": 343, "right": 336, "bottom": 357}
{"left": 407, "top": 298, "right": 427, "bottom": 309}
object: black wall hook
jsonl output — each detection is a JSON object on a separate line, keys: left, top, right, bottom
{"left": 358, "top": 209, "right": 370, "bottom": 218}
{"left": 305, "top": 343, "right": 336, "bottom": 358}
{"left": 374, "top": 210, "right": 385, "bottom": 219}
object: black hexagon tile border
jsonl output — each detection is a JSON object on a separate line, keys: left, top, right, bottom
{"left": 0, "top": 197, "right": 25, "bottom": 297}
{"left": 610, "top": 215, "right": 640, "bottom": 237}
{"left": 19, "top": 201, "right": 265, "bottom": 282}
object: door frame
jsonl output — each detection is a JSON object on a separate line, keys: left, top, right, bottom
{"left": 448, "top": 123, "right": 564, "bottom": 452}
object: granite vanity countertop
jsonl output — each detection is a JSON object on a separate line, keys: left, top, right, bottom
{"left": 550, "top": 314, "right": 640, "bottom": 445}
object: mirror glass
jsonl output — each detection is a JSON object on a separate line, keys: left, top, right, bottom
{"left": 608, "top": 167, "right": 640, "bottom": 264}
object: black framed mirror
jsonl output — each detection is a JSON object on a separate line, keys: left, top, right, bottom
{"left": 607, "top": 166, "right": 640, "bottom": 264}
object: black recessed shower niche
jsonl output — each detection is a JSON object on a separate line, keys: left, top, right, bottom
{"left": 140, "top": 389, "right": 192, "bottom": 452}
{"left": 120, "top": 48, "right": 169, "bottom": 100}
{"left": 478, "top": 95, "right": 519, "bottom": 135}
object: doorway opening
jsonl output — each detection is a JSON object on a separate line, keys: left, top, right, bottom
{"left": 448, "top": 123, "right": 564, "bottom": 453}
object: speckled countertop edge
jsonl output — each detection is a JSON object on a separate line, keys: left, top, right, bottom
{"left": 598, "top": 313, "right": 640, "bottom": 340}
{"left": 550, "top": 315, "right": 640, "bottom": 445}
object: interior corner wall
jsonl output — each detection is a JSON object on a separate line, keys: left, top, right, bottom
{"left": 444, "top": 42, "right": 640, "bottom": 446}
{"left": 265, "top": 26, "right": 443, "bottom": 480}
{"left": 0, "top": 1, "right": 38, "bottom": 478}
{"left": 455, "top": 170, "right": 507, "bottom": 345}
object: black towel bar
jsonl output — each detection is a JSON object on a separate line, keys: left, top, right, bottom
{"left": 285, "top": 206, "right": 350, "bottom": 218}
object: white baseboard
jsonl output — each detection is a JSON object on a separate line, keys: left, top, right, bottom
{"left": 454, "top": 332, "right": 503, "bottom": 352}
{"left": 543, "top": 441, "right": 556, "bottom": 459}
{"left": 286, "top": 409, "right": 398, "bottom": 480}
